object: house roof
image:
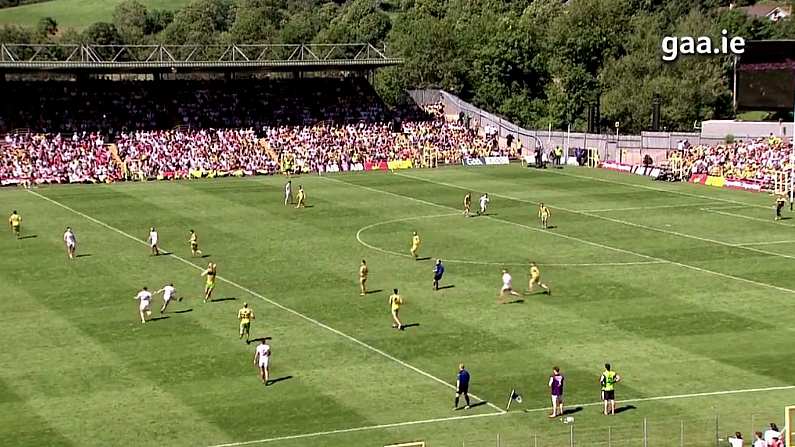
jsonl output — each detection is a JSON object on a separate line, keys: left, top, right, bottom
{"left": 739, "top": 2, "right": 791, "bottom": 18}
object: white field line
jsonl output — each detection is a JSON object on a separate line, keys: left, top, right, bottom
{"left": 355, "top": 214, "right": 665, "bottom": 268}
{"left": 702, "top": 208, "right": 795, "bottom": 228}
{"left": 394, "top": 172, "right": 795, "bottom": 262}
{"left": 27, "top": 190, "right": 505, "bottom": 414}
{"left": 734, "top": 240, "right": 795, "bottom": 247}
{"left": 206, "top": 384, "right": 795, "bottom": 447}
{"left": 580, "top": 202, "right": 713, "bottom": 213}
{"left": 332, "top": 173, "right": 795, "bottom": 296}
{"left": 544, "top": 169, "right": 772, "bottom": 210}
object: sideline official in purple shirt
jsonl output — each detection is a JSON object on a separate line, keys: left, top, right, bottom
{"left": 548, "top": 366, "right": 564, "bottom": 418}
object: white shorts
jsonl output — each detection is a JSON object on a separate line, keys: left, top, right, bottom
{"left": 258, "top": 357, "right": 269, "bottom": 369}
{"left": 139, "top": 302, "right": 151, "bottom": 312}
{"left": 163, "top": 295, "right": 172, "bottom": 303}
{"left": 552, "top": 394, "right": 563, "bottom": 406}
{"left": 66, "top": 242, "right": 75, "bottom": 249}
{"left": 501, "top": 284, "right": 512, "bottom": 292}
{"left": 150, "top": 241, "right": 158, "bottom": 247}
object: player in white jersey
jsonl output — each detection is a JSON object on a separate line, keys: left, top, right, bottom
{"left": 63, "top": 227, "right": 77, "bottom": 259}
{"left": 284, "top": 180, "right": 292, "bottom": 205}
{"left": 478, "top": 193, "right": 490, "bottom": 216}
{"left": 147, "top": 227, "right": 160, "bottom": 256}
{"left": 155, "top": 283, "right": 178, "bottom": 314}
{"left": 135, "top": 287, "right": 153, "bottom": 323}
{"left": 498, "top": 269, "right": 521, "bottom": 304}
{"left": 253, "top": 337, "right": 272, "bottom": 385}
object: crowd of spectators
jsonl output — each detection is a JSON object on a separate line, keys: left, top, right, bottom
{"left": 675, "top": 135, "right": 792, "bottom": 188}
{"left": 117, "top": 128, "right": 278, "bottom": 179}
{"left": 0, "top": 94, "right": 506, "bottom": 184}
{"left": 1, "top": 132, "right": 120, "bottom": 185}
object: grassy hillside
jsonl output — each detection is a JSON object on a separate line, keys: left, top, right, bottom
{"left": 0, "top": 0, "right": 189, "bottom": 29}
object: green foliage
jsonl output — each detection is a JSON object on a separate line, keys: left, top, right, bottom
{"left": 35, "top": 16, "right": 57, "bottom": 36}
{"left": 83, "top": 22, "right": 123, "bottom": 45}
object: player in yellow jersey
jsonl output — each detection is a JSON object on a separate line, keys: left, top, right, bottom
{"left": 410, "top": 231, "right": 421, "bottom": 259}
{"left": 8, "top": 210, "right": 21, "bottom": 239}
{"left": 389, "top": 288, "right": 404, "bottom": 330}
{"left": 538, "top": 203, "right": 551, "bottom": 229}
{"left": 359, "top": 259, "right": 369, "bottom": 296}
{"left": 189, "top": 229, "right": 202, "bottom": 257}
{"left": 202, "top": 262, "right": 217, "bottom": 303}
{"left": 528, "top": 262, "right": 551, "bottom": 295}
{"left": 295, "top": 185, "right": 306, "bottom": 209}
{"left": 238, "top": 302, "right": 255, "bottom": 343}
{"left": 463, "top": 193, "right": 472, "bottom": 217}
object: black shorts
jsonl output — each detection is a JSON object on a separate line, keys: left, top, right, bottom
{"left": 434, "top": 274, "right": 443, "bottom": 281}
{"left": 602, "top": 390, "right": 615, "bottom": 401}
{"left": 457, "top": 385, "right": 469, "bottom": 394}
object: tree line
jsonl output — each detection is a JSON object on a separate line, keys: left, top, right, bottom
{"left": 2, "top": 0, "right": 795, "bottom": 133}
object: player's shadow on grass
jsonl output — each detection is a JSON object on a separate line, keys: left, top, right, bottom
{"left": 504, "top": 299, "right": 525, "bottom": 304}
{"left": 402, "top": 323, "right": 420, "bottom": 330}
{"left": 561, "top": 407, "right": 583, "bottom": 416}
{"left": 173, "top": 309, "right": 193, "bottom": 314}
{"left": 614, "top": 405, "right": 636, "bottom": 414}
{"left": 18, "top": 235, "right": 37, "bottom": 239}
{"left": 266, "top": 375, "right": 293, "bottom": 386}
{"left": 780, "top": 217, "right": 792, "bottom": 221}
{"left": 466, "top": 401, "right": 490, "bottom": 409}
{"left": 76, "top": 253, "right": 92, "bottom": 258}
{"left": 211, "top": 297, "right": 237, "bottom": 302}
{"left": 366, "top": 289, "right": 383, "bottom": 294}
{"left": 437, "top": 285, "right": 455, "bottom": 290}
{"left": 545, "top": 225, "right": 557, "bottom": 230}
{"left": 201, "top": 254, "right": 211, "bottom": 258}
{"left": 149, "top": 316, "right": 170, "bottom": 322}
{"left": 415, "top": 257, "right": 432, "bottom": 261}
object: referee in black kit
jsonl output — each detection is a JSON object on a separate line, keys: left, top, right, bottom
{"left": 453, "top": 363, "right": 471, "bottom": 410}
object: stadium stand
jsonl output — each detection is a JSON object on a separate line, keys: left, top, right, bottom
{"left": 0, "top": 78, "right": 511, "bottom": 185}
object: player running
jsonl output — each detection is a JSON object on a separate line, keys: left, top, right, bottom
{"left": 463, "top": 192, "right": 472, "bottom": 217}
{"left": 410, "top": 231, "right": 421, "bottom": 259}
{"left": 253, "top": 337, "right": 272, "bottom": 385}
{"left": 478, "top": 193, "right": 490, "bottom": 216}
{"left": 63, "top": 227, "right": 77, "bottom": 259}
{"left": 8, "top": 210, "right": 21, "bottom": 239}
{"left": 433, "top": 259, "right": 445, "bottom": 291}
{"left": 295, "top": 185, "right": 306, "bottom": 209}
{"left": 284, "top": 180, "right": 293, "bottom": 205}
{"left": 189, "top": 230, "right": 202, "bottom": 257}
{"left": 389, "top": 288, "right": 404, "bottom": 330}
{"left": 600, "top": 363, "right": 622, "bottom": 415}
{"left": 134, "top": 286, "right": 153, "bottom": 324}
{"left": 202, "top": 262, "right": 218, "bottom": 302}
{"left": 148, "top": 227, "right": 161, "bottom": 255}
{"left": 359, "top": 259, "right": 368, "bottom": 296}
{"left": 498, "top": 269, "right": 521, "bottom": 304}
{"left": 528, "top": 262, "right": 551, "bottom": 295}
{"left": 238, "top": 302, "right": 255, "bottom": 343}
{"left": 154, "top": 283, "right": 178, "bottom": 314}
{"left": 538, "top": 203, "right": 551, "bottom": 228}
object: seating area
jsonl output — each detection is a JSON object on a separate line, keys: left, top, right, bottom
{"left": 0, "top": 78, "right": 505, "bottom": 185}
{"left": 678, "top": 135, "right": 790, "bottom": 187}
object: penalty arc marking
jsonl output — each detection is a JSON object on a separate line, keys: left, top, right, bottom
{"left": 355, "top": 214, "right": 667, "bottom": 268}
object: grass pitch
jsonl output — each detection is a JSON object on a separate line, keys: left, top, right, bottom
{"left": 0, "top": 0, "right": 189, "bottom": 29}
{"left": 1, "top": 165, "right": 794, "bottom": 447}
